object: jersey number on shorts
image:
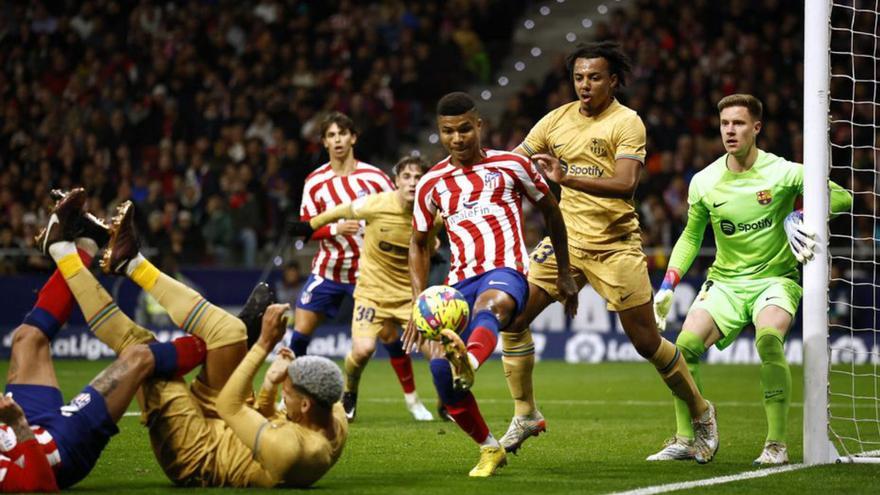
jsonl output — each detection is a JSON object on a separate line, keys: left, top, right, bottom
{"left": 531, "top": 242, "right": 554, "bottom": 264}
{"left": 355, "top": 305, "right": 375, "bottom": 322}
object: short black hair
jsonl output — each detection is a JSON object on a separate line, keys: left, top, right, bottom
{"left": 392, "top": 155, "right": 429, "bottom": 177}
{"left": 436, "top": 92, "right": 476, "bottom": 116}
{"left": 320, "top": 111, "right": 356, "bottom": 138}
{"left": 565, "top": 40, "right": 633, "bottom": 87}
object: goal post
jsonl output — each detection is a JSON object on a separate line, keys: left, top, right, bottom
{"left": 803, "top": 0, "right": 835, "bottom": 466}
{"left": 806, "top": 0, "right": 880, "bottom": 465}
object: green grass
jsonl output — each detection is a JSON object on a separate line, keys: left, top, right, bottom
{"left": 2, "top": 359, "right": 878, "bottom": 494}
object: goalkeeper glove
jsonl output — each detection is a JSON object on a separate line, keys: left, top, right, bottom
{"left": 783, "top": 210, "right": 816, "bottom": 263}
{"left": 653, "top": 271, "right": 679, "bottom": 332}
{"left": 286, "top": 220, "right": 315, "bottom": 239}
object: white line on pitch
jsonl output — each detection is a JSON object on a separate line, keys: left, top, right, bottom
{"left": 119, "top": 397, "right": 875, "bottom": 417}
{"left": 605, "top": 464, "right": 809, "bottom": 495}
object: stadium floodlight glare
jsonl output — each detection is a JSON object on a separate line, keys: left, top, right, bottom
{"left": 804, "top": 0, "right": 880, "bottom": 465}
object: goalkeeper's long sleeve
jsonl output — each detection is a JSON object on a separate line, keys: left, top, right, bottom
{"left": 829, "top": 180, "right": 853, "bottom": 217}
{"left": 667, "top": 198, "right": 709, "bottom": 276}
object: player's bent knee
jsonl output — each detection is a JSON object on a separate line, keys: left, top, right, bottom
{"left": 119, "top": 344, "right": 156, "bottom": 374}
{"left": 11, "top": 324, "right": 50, "bottom": 351}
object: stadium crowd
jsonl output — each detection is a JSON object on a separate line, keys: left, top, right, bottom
{"left": 0, "top": 0, "right": 869, "bottom": 273}
{"left": 0, "top": 0, "right": 525, "bottom": 272}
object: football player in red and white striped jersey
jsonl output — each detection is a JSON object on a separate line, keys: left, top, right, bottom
{"left": 287, "top": 112, "right": 394, "bottom": 356}
{"left": 0, "top": 395, "right": 58, "bottom": 492}
{"left": 405, "top": 92, "right": 578, "bottom": 477}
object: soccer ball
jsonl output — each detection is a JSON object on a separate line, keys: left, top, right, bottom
{"left": 412, "top": 285, "right": 470, "bottom": 340}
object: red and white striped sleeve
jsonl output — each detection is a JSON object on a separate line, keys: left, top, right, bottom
{"left": 299, "top": 176, "right": 321, "bottom": 222}
{"left": 413, "top": 174, "right": 439, "bottom": 233}
{"left": 511, "top": 154, "right": 549, "bottom": 203}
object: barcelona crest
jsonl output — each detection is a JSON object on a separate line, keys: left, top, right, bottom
{"left": 756, "top": 189, "right": 772, "bottom": 205}
{"left": 589, "top": 137, "right": 608, "bottom": 157}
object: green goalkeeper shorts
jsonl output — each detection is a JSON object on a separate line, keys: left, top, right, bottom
{"left": 687, "top": 276, "right": 802, "bottom": 350}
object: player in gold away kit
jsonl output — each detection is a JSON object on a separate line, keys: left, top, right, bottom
{"left": 501, "top": 41, "right": 719, "bottom": 463}
{"left": 288, "top": 157, "right": 442, "bottom": 422}
{"left": 50, "top": 195, "right": 347, "bottom": 488}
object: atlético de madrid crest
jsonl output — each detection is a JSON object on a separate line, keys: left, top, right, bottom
{"left": 756, "top": 189, "right": 772, "bottom": 205}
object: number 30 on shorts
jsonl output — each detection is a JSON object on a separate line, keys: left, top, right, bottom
{"left": 531, "top": 241, "right": 554, "bottom": 264}
{"left": 355, "top": 304, "right": 375, "bottom": 322}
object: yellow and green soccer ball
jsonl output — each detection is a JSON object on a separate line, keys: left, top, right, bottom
{"left": 412, "top": 285, "right": 470, "bottom": 340}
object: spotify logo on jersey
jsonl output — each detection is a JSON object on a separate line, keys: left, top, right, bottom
{"left": 720, "top": 220, "right": 736, "bottom": 235}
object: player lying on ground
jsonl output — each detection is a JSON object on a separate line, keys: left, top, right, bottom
{"left": 403, "top": 91, "right": 578, "bottom": 477}
{"left": 650, "top": 94, "right": 853, "bottom": 465}
{"left": 288, "top": 156, "right": 442, "bottom": 422}
{"left": 288, "top": 111, "right": 395, "bottom": 357}
{"left": 41, "top": 190, "right": 348, "bottom": 487}
{"left": 498, "top": 41, "right": 720, "bottom": 463}
{"left": 0, "top": 189, "right": 206, "bottom": 491}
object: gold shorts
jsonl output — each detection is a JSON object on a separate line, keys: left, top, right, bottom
{"left": 351, "top": 297, "right": 410, "bottom": 339}
{"left": 141, "top": 378, "right": 259, "bottom": 487}
{"left": 528, "top": 237, "right": 652, "bottom": 311}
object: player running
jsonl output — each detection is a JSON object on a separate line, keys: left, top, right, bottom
{"left": 288, "top": 156, "right": 440, "bottom": 422}
{"left": 499, "top": 41, "right": 719, "bottom": 463}
{"left": 403, "top": 92, "right": 578, "bottom": 477}
{"left": 289, "top": 112, "right": 395, "bottom": 356}
{"left": 649, "top": 94, "right": 852, "bottom": 464}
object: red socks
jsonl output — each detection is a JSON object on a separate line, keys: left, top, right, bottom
{"left": 24, "top": 249, "right": 93, "bottom": 340}
{"left": 446, "top": 392, "right": 490, "bottom": 443}
{"left": 389, "top": 356, "right": 416, "bottom": 394}
{"left": 466, "top": 327, "right": 498, "bottom": 366}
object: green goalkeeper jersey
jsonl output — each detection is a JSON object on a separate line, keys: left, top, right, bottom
{"left": 668, "top": 149, "right": 852, "bottom": 282}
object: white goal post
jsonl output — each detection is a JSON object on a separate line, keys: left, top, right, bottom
{"left": 804, "top": 0, "right": 880, "bottom": 465}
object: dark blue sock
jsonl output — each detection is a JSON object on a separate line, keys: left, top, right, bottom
{"left": 23, "top": 308, "right": 62, "bottom": 341}
{"left": 469, "top": 309, "right": 501, "bottom": 335}
{"left": 430, "top": 358, "right": 468, "bottom": 405}
{"left": 289, "top": 330, "right": 311, "bottom": 357}
{"left": 148, "top": 342, "right": 178, "bottom": 379}
{"left": 383, "top": 339, "right": 406, "bottom": 358}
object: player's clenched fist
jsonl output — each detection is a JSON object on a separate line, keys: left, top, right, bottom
{"left": 257, "top": 303, "right": 291, "bottom": 351}
{"left": 265, "top": 347, "right": 294, "bottom": 387}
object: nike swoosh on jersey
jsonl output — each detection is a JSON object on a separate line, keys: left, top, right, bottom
{"left": 552, "top": 143, "right": 566, "bottom": 148}
{"left": 620, "top": 292, "right": 634, "bottom": 301}
{"left": 488, "top": 280, "right": 509, "bottom": 286}
{"left": 713, "top": 201, "right": 728, "bottom": 208}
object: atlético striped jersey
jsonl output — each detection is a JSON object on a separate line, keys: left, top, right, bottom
{"left": 0, "top": 424, "right": 61, "bottom": 485}
{"left": 299, "top": 161, "right": 394, "bottom": 284}
{"left": 413, "top": 149, "right": 549, "bottom": 284}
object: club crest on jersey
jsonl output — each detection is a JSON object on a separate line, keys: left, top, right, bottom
{"left": 483, "top": 171, "right": 501, "bottom": 188}
{"left": 61, "top": 392, "right": 92, "bottom": 417}
{"left": 356, "top": 189, "right": 369, "bottom": 198}
{"left": 756, "top": 189, "right": 772, "bottom": 205}
{"left": 589, "top": 138, "right": 609, "bottom": 157}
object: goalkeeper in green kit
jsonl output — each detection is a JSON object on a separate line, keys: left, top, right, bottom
{"left": 650, "top": 94, "right": 852, "bottom": 465}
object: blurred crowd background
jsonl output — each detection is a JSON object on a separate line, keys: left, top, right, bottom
{"left": 0, "top": 0, "right": 872, "bottom": 276}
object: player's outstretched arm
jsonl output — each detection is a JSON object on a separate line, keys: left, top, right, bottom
{"left": 655, "top": 197, "right": 709, "bottom": 330}
{"left": 535, "top": 194, "right": 578, "bottom": 318}
{"left": 0, "top": 395, "right": 58, "bottom": 492}
{"left": 287, "top": 202, "right": 361, "bottom": 241}
{"left": 403, "top": 230, "right": 431, "bottom": 353}
{"left": 532, "top": 154, "right": 641, "bottom": 199}
{"left": 216, "top": 304, "right": 290, "bottom": 462}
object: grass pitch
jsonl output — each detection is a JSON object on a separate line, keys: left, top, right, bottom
{"left": 2, "top": 359, "right": 877, "bottom": 494}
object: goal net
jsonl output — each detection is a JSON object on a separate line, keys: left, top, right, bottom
{"left": 806, "top": 0, "right": 880, "bottom": 464}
